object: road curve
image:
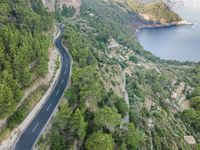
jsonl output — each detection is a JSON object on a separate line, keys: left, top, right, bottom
{"left": 13, "top": 26, "right": 71, "bottom": 150}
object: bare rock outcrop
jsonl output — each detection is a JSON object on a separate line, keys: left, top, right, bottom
{"left": 42, "top": 0, "right": 81, "bottom": 14}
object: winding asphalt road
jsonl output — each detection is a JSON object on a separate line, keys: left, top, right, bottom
{"left": 13, "top": 26, "right": 71, "bottom": 150}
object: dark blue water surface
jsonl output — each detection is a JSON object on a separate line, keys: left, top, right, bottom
{"left": 136, "top": 5, "right": 200, "bottom": 62}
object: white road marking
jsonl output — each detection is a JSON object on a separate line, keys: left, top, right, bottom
{"left": 46, "top": 104, "right": 52, "bottom": 111}
{"left": 56, "top": 90, "right": 60, "bottom": 95}
{"left": 64, "top": 70, "right": 67, "bottom": 75}
{"left": 32, "top": 122, "right": 39, "bottom": 133}
{"left": 61, "top": 79, "right": 64, "bottom": 84}
{"left": 65, "top": 64, "right": 67, "bottom": 67}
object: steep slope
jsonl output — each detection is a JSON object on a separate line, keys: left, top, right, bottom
{"left": 0, "top": 0, "right": 54, "bottom": 145}
{"left": 0, "top": 0, "right": 52, "bottom": 120}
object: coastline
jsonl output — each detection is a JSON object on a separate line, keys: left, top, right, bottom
{"left": 134, "top": 20, "right": 192, "bottom": 32}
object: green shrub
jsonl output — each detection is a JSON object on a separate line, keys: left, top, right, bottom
{"left": 129, "top": 56, "right": 139, "bottom": 64}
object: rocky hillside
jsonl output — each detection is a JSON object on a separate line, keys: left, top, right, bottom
{"left": 113, "top": 0, "right": 182, "bottom": 24}
{"left": 140, "top": 1, "right": 182, "bottom": 23}
{"left": 42, "top": 0, "right": 81, "bottom": 13}
{"left": 38, "top": 0, "right": 199, "bottom": 149}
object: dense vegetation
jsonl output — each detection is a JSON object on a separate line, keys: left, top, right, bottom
{"left": 0, "top": 0, "right": 197, "bottom": 149}
{"left": 54, "top": 5, "right": 75, "bottom": 22}
{"left": 181, "top": 66, "right": 200, "bottom": 139}
{"left": 0, "top": 0, "right": 52, "bottom": 119}
{"left": 39, "top": 21, "right": 145, "bottom": 150}
{"left": 0, "top": 83, "right": 49, "bottom": 143}
{"left": 79, "top": 0, "right": 163, "bottom": 63}
{"left": 126, "top": 66, "right": 192, "bottom": 149}
{"left": 38, "top": 0, "right": 200, "bottom": 149}
{"left": 79, "top": 0, "right": 192, "bottom": 67}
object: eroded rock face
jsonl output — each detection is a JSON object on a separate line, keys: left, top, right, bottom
{"left": 42, "top": 0, "right": 55, "bottom": 12}
{"left": 42, "top": 0, "right": 81, "bottom": 13}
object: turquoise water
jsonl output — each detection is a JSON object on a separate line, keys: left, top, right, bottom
{"left": 136, "top": 5, "right": 200, "bottom": 62}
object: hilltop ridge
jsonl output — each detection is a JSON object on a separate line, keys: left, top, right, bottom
{"left": 113, "top": 0, "right": 182, "bottom": 24}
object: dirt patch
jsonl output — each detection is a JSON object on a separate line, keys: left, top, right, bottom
{"left": 0, "top": 119, "right": 6, "bottom": 131}
{"left": 180, "top": 100, "right": 190, "bottom": 112}
{"left": 171, "top": 82, "right": 185, "bottom": 100}
{"left": 145, "top": 99, "right": 154, "bottom": 111}
{"left": 171, "top": 82, "right": 190, "bottom": 111}
{"left": 184, "top": 136, "right": 196, "bottom": 145}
